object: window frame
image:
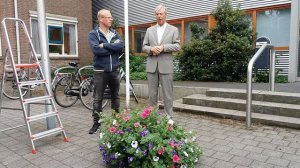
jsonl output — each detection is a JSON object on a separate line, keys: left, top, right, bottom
{"left": 30, "top": 11, "right": 78, "bottom": 57}
{"left": 0, "top": 37, "right": 2, "bottom": 57}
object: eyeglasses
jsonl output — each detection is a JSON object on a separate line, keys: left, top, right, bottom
{"left": 102, "top": 16, "right": 113, "bottom": 20}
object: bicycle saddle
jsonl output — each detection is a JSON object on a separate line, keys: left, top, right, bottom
{"left": 69, "top": 62, "right": 79, "bottom": 67}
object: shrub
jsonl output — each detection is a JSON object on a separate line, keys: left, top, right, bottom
{"left": 98, "top": 107, "right": 202, "bottom": 168}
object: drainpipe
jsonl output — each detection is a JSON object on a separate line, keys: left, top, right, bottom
{"left": 14, "top": 0, "right": 21, "bottom": 64}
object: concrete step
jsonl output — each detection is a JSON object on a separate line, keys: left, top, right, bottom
{"left": 206, "top": 88, "right": 300, "bottom": 105}
{"left": 171, "top": 99, "right": 300, "bottom": 129}
{"left": 183, "top": 94, "right": 300, "bottom": 118}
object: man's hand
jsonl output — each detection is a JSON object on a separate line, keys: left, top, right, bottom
{"left": 99, "top": 43, "right": 104, "bottom": 48}
{"left": 151, "top": 45, "right": 164, "bottom": 56}
{"left": 114, "top": 39, "right": 120, "bottom": 43}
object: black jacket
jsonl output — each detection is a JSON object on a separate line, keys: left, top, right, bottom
{"left": 88, "top": 27, "right": 124, "bottom": 72}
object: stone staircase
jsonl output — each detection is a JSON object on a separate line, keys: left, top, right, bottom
{"left": 171, "top": 88, "right": 300, "bottom": 129}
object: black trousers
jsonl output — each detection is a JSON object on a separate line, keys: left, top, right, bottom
{"left": 93, "top": 70, "right": 120, "bottom": 121}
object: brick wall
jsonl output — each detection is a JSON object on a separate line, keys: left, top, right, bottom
{"left": 0, "top": 0, "right": 93, "bottom": 74}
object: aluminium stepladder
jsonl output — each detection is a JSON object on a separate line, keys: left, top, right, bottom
{"left": 0, "top": 17, "right": 69, "bottom": 154}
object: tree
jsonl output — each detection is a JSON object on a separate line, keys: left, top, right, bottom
{"left": 179, "top": 0, "right": 254, "bottom": 82}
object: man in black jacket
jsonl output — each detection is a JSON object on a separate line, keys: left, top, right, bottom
{"left": 88, "top": 9, "right": 124, "bottom": 134}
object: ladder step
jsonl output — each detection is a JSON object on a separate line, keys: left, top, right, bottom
{"left": 19, "top": 80, "right": 46, "bottom": 86}
{"left": 32, "top": 127, "right": 64, "bottom": 140}
{"left": 15, "top": 63, "right": 39, "bottom": 68}
{"left": 27, "top": 111, "right": 58, "bottom": 122}
{"left": 23, "top": 95, "right": 52, "bottom": 104}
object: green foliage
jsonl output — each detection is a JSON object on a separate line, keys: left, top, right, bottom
{"left": 130, "top": 72, "right": 147, "bottom": 80}
{"left": 98, "top": 107, "right": 202, "bottom": 167}
{"left": 178, "top": 0, "right": 254, "bottom": 82}
{"left": 120, "top": 50, "right": 147, "bottom": 80}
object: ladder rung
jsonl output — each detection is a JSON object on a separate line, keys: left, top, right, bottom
{"left": 27, "top": 111, "right": 58, "bottom": 122}
{"left": 18, "top": 80, "right": 46, "bottom": 86}
{"left": 15, "top": 63, "right": 39, "bottom": 68}
{"left": 32, "top": 127, "right": 64, "bottom": 140}
{"left": 23, "top": 96, "right": 52, "bottom": 104}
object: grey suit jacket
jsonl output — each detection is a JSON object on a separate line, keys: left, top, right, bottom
{"left": 142, "top": 23, "right": 181, "bottom": 74}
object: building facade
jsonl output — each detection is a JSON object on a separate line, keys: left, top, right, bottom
{"left": 0, "top": 0, "right": 94, "bottom": 72}
{"left": 95, "top": 0, "right": 300, "bottom": 82}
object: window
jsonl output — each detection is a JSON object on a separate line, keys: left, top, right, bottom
{"left": 256, "top": 9, "right": 291, "bottom": 46}
{"left": 184, "top": 19, "right": 208, "bottom": 44}
{"left": 30, "top": 12, "right": 78, "bottom": 57}
{"left": 134, "top": 27, "right": 147, "bottom": 53}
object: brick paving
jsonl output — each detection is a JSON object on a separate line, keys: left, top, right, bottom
{"left": 0, "top": 97, "right": 299, "bottom": 168}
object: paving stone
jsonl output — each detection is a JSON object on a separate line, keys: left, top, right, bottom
{"left": 211, "top": 160, "right": 236, "bottom": 168}
{"left": 270, "top": 139, "right": 290, "bottom": 146}
{"left": 211, "top": 139, "right": 230, "bottom": 146}
{"left": 241, "top": 139, "right": 259, "bottom": 146}
{"left": 258, "top": 142, "right": 278, "bottom": 150}
{"left": 289, "top": 161, "right": 300, "bottom": 168}
{"left": 250, "top": 161, "right": 275, "bottom": 168}
{"left": 277, "top": 146, "right": 297, "bottom": 154}
{"left": 202, "top": 148, "right": 217, "bottom": 157}
{"left": 199, "top": 155, "right": 218, "bottom": 166}
{"left": 226, "top": 141, "right": 246, "bottom": 149}
{"left": 212, "top": 151, "right": 233, "bottom": 161}
{"left": 230, "top": 156, "right": 253, "bottom": 166}
{"left": 225, "top": 136, "right": 243, "bottom": 143}
{"left": 244, "top": 145, "right": 264, "bottom": 153}
{"left": 229, "top": 148, "right": 249, "bottom": 157}
{"left": 282, "top": 153, "right": 300, "bottom": 163}
{"left": 212, "top": 145, "right": 232, "bottom": 153}
{"left": 266, "top": 157, "right": 290, "bottom": 167}
{"left": 255, "top": 136, "right": 272, "bottom": 143}
{"left": 262, "top": 149, "right": 284, "bottom": 158}
{"left": 246, "top": 152, "right": 269, "bottom": 162}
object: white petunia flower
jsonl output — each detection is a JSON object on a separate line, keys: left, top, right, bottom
{"left": 184, "top": 138, "right": 188, "bottom": 143}
{"left": 180, "top": 165, "right": 187, "bottom": 168}
{"left": 153, "top": 156, "right": 159, "bottom": 162}
{"left": 194, "top": 158, "right": 198, "bottom": 162}
{"left": 112, "top": 119, "right": 117, "bottom": 125}
{"left": 183, "top": 151, "right": 189, "bottom": 157}
{"left": 107, "top": 142, "right": 111, "bottom": 149}
{"left": 189, "top": 130, "right": 193, "bottom": 134}
{"left": 99, "top": 132, "right": 104, "bottom": 139}
{"left": 168, "top": 119, "right": 174, "bottom": 126}
{"left": 190, "top": 148, "right": 194, "bottom": 153}
{"left": 131, "top": 141, "right": 138, "bottom": 148}
{"left": 192, "top": 136, "right": 196, "bottom": 142}
{"left": 115, "top": 152, "right": 121, "bottom": 159}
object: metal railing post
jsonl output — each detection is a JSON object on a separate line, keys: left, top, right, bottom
{"left": 270, "top": 49, "right": 276, "bottom": 91}
{"left": 246, "top": 43, "right": 276, "bottom": 128}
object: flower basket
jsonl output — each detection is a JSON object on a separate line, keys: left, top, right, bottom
{"left": 98, "top": 107, "right": 202, "bottom": 168}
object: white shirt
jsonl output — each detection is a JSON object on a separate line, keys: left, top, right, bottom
{"left": 157, "top": 23, "right": 166, "bottom": 44}
{"left": 99, "top": 27, "right": 114, "bottom": 43}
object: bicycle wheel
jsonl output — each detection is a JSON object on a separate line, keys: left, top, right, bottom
{"left": 54, "top": 76, "right": 79, "bottom": 108}
{"left": 2, "top": 76, "right": 28, "bottom": 100}
{"left": 80, "top": 78, "right": 94, "bottom": 110}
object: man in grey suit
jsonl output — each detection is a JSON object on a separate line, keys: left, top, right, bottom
{"left": 142, "top": 4, "right": 181, "bottom": 119}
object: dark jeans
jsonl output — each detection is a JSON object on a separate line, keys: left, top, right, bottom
{"left": 93, "top": 70, "right": 120, "bottom": 121}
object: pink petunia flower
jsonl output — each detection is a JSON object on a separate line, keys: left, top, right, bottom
{"left": 172, "top": 155, "right": 180, "bottom": 163}
{"left": 140, "top": 112, "right": 150, "bottom": 119}
{"left": 134, "top": 122, "right": 141, "bottom": 127}
{"left": 109, "top": 127, "right": 116, "bottom": 133}
{"left": 170, "top": 142, "right": 176, "bottom": 148}
{"left": 157, "top": 147, "right": 165, "bottom": 155}
{"left": 123, "top": 116, "right": 130, "bottom": 122}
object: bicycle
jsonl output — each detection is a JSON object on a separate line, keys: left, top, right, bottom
{"left": 1, "top": 49, "right": 60, "bottom": 99}
{"left": 53, "top": 62, "right": 106, "bottom": 109}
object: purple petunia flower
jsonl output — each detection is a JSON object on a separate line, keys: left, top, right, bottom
{"left": 171, "top": 149, "right": 177, "bottom": 155}
{"left": 128, "top": 156, "right": 133, "bottom": 162}
{"left": 143, "top": 150, "right": 148, "bottom": 156}
{"left": 157, "top": 109, "right": 163, "bottom": 115}
{"left": 140, "top": 129, "right": 149, "bottom": 137}
{"left": 127, "top": 128, "right": 133, "bottom": 132}
{"left": 102, "top": 152, "right": 108, "bottom": 162}
{"left": 148, "top": 142, "right": 153, "bottom": 149}
{"left": 110, "top": 154, "right": 116, "bottom": 160}
{"left": 99, "top": 145, "right": 106, "bottom": 152}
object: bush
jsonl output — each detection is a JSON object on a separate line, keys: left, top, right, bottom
{"left": 98, "top": 107, "right": 202, "bottom": 168}
{"left": 179, "top": 0, "right": 254, "bottom": 82}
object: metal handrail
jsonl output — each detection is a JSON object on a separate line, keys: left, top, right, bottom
{"left": 246, "top": 43, "right": 276, "bottom": 128}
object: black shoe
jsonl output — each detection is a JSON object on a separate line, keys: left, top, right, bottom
{"left": 89, "top": 122, "right": 100, "bottom": 134}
